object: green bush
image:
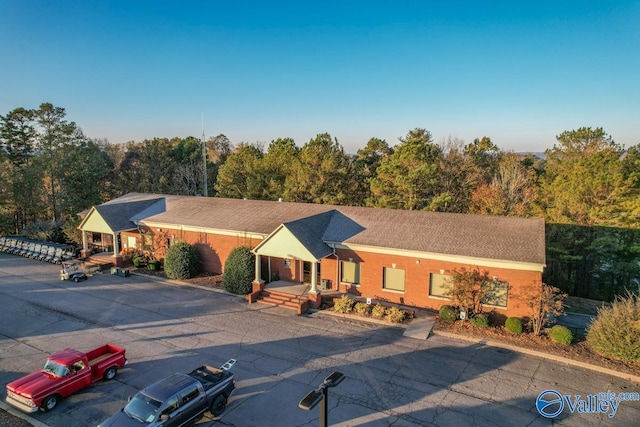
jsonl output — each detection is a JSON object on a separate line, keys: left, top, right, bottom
{"left": 164, "top": 241, "right": 201, "bottom": 280}
{"left": 549, "top": 325, "right": 573, "bottom": 344}
{"left": 586, "top": 291, "right": 640, "bottom": 362}
{"left": 505, "top": 317, "right": 523, "bottom": 334}
{"left": 354, "top": 302, "right": 370, "bottom": 316}
{"left": 333, "top": 295, "right": 354, "bottom": 314}
{"left": 470, "top": 313, "right": 489, "bottom": 328}
{"left": 222, "top": 246, "right": 254, "bottom": 295}
{"left": 385, "top": 306, "right": 406, "bottom": 323}
{"left": 439, "top": 305, "right": 457, "bottom": 323}
{"left": 147, "top": 260, "right": 160, "bottom": 271}
{"left": 371, "top": 303, "right": 385, "bottom": 319}
{"left": 132, "top": 256, "right": 144, "bottom": 268}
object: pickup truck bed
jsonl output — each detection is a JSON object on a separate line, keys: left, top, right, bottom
{"left": 188, "top": 365, "right": 232, "bottom": 392}
{"left": 87, "top": 344, "right": 123, "bottom": 366}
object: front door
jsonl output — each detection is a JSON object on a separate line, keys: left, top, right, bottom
{"left": 302, "top": 262, "right": 320, "bottom": 284}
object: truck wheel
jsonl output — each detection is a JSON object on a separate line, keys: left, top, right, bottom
{"left": 103, "top": 367, "right": 117, "bottom": 381}
{"left": 73, "top": 276, "right": 79, "bottom": 282}
{"left": 210, "top": 395, "right": 227, "bottom": 417}
{"left": 41, "top": 394, "right": 58, "bottom": 412}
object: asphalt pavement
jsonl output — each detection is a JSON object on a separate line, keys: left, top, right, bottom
{"left": 1, "top": 253, "right": 638, "bottom": 427}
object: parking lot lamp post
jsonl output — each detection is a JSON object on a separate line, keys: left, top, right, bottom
{"left": 299, "top": 371, "right": 345, "bottom": 427}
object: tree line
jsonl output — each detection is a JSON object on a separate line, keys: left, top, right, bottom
{"left": 1, "top": 103, "right": 639, "bottom": 300}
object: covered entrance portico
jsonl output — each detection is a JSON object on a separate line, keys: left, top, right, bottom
{"left": 77, "top": 208, "right": 133, "bottom": 267}
{"left": 251, "top": 217, "right": 335, "bottom": 309}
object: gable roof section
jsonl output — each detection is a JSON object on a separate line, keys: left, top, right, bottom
{"left": 254, "top": 211, "right": 336, "bottom": 260}
{"left": 96, "top": 193, "right": 545, "bottom": 267}
{"left": 79, "top": 195, "right": 167, "bottom": 233}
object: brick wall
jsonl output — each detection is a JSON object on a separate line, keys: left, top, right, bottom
{"left": 146, "top": 228, "right": 541, "bottom": 318}
{"left": 147, "top": 228, "right": 261, "bottom": 275}
{"left": 319, "top": 248, "right": 541, "bottom": 318}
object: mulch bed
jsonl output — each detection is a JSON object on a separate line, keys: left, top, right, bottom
{"left": 433, "top": 318, "right": 640, "bottom": 379}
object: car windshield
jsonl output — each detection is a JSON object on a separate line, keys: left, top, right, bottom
{"left": 124, "top": 393, "right": 162, "bottom": 423}
{"left": 42, "top": 360, "right": 70, "bottom": 377}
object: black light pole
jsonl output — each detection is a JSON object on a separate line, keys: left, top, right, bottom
{"left": 299, "top": 371, "right": 345, "bottom": 427}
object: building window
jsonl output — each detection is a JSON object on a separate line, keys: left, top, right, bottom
{"left": 283, "top": 258, "right": 291, "bottom": 269}
{"left": 430, "top": 273, "right": 453, "bottom": 298}
{"left": 383, "top": 267, "right": 405, "bottom": 292}
{"left": 142, "top": 233, "right": 153, "bottom": 251}
{"left": 482, "top": 279, "right": 508, "bottom": 307}
{"left": 341, "top": 261, "right": 360, "bottom": 284}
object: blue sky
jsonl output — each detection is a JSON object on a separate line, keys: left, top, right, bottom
{"left": 1, "top": 1, "right": 638, "bottom": 154}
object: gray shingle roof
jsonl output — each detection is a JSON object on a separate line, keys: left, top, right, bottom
{"left": 94, "top": 197, "right": 166, "bottom": 233}
{"left": 283, "top": 211, "right": 335, "bottom": 259}
{"left": 99, "top": 193, "right": 545, "bottom": 265}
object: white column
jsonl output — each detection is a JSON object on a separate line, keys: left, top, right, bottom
{"left": 82, "top": 230, "right": 88, "bottom": 251}
{"left": 254, "top": 254, "right": 262, "bottom": 282}
{"left": 112, "top": 233, "right": 120, "bottom": 255}
{"left": 310, "top": 261, "right": 318, "bottom": 293}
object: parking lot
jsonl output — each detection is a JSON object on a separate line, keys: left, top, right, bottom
{"left": 1, "top": 253, "right": 638, "bottom": 426}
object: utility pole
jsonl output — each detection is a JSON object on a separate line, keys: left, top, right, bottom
{"left": 201, "top": 113, "right": 208, "bottom": 197}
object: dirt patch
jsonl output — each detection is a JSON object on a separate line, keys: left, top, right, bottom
{"left": 433, "top": 318, "right": 640, "bottom": 379}
{"left": 132, "top": 269, "right": 225, "bottom": 289}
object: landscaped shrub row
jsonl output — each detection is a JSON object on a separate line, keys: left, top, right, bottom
{"left": 332, "top": 295, "right": 408, "bottom": 324}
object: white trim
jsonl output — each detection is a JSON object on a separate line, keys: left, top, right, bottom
{"left": 139, "top": 221, "right": 266, "bottom": 240}
{"left": 328, "top": 242, "right": 545, "bottom": 272}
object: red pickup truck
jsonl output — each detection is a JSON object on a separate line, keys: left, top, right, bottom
{"left": 5, "top": 344, "right": 127, "bottom": 413}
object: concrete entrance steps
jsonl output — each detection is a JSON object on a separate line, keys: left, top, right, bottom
{"left": 257, "top": 289, "right": 309, "bottom": 314}
{"left": 82, "top": 256, "right": 114, "bottom": 273}
{"left": 403, "top": 315, "right": 436, "bottom": 340}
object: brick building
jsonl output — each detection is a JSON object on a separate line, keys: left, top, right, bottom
{"left": 78, "top": 193, "right": 545, "bottom": 317}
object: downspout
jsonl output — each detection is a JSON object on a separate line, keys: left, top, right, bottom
{"left": 330, "top": 244, "right": 339, "bottom": 292}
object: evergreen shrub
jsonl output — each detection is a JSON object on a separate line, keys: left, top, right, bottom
{"left": 505, "top": 317, "right": 523, "bottom": 334}
{"left": 222, "top": 246, "right": 254, "bottom": 295}
{"left": 384, "top": 306, "right": 406, "bottom": 323}
{"left": 164, "top": 241, "right": 201, "bottom": 280}
{"left": 470, "top": 313, "right": 489, "bottom": 328}
{"left": 354, "top": 302, "right": 370, "bottom": 316}
{"left": 333, "top": 295, "right": 354, "bottom": 314}
{"left": 549, "top": 325, "right": 573, "bottom": 344}
{"left": 371, "top": 303, "right": 386, "bottom": 319}
{"left": 439, "top": 305, "right": 457, "bottom": 323}
{"left": 586, "top": 292, "right": 640, "bottom": 361}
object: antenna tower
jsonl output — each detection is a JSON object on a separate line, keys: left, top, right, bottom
{"left": 201, "top": 113, "right": 208, "bottom": 197}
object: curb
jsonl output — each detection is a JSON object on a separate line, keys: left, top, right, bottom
{"left": 0, "top": 401, "right": 49, "bottom": 427}
{"left": 432, "top": 330, "right": 640, "bottom": 383}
